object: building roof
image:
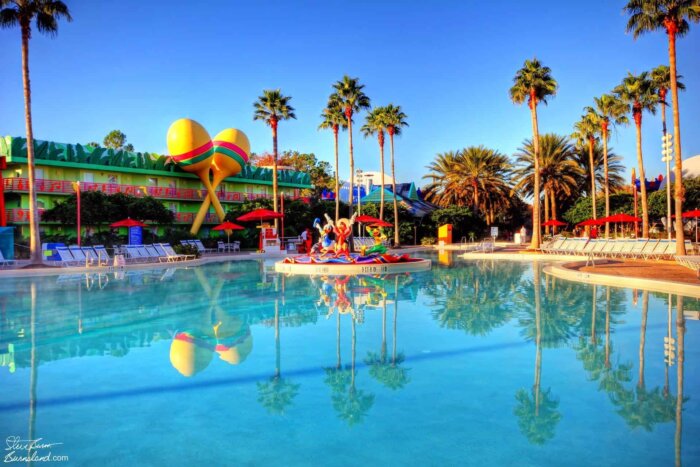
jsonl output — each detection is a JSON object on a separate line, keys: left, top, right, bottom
{"left": 0, "top": 136, "right": 313, "bottom": 188}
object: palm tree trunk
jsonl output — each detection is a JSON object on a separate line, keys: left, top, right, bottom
{"left": 529, "top": 98, "right": 541, "bottom": 249}
{"left": 390, "top": 134, "right": 400, "bottom": 247}
{"left": 550, "top": 190, "right": 558, "bottom": 234}
{"left": 638, "top": 290, "right": 648, "bottom": 389}
{"left": 347, "top": 114, "right": 354, "bottom": 218}
{"left": 543, "top": 188, "right": 550, "bottom": 236}
{"left": 272, "top": 126, "right": 279, "bottom": 232}
{"left": 603, "top": 127, "right": 610, "bottom": 238}
{"left": 669, "top": 32, "right": 686, "bottom": 255}
{"left": 379, "top": 134, "right": 385, "bottom": 221}
{"left": 334, "top": 127, "right": 340, "bottom": 224}
{"left": 635, "top": 116, "right": 650, "bottom": 238}
{"left": 588, "top": 137, "right": 597, "bottom": 219}
{"left": 21, "top": 23, "right": 42, "bottom": 264}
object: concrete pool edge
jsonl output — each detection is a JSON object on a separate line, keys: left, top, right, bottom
{"left": 543, "top": 262, "right": 700, "bottom": 298}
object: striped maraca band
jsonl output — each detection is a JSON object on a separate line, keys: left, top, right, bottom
{"left": 171, "top": 141, "right": 215, "bottom": 167}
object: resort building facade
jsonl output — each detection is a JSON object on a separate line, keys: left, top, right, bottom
{"left": 0, "top": 136, "right": 313, "bottom": 238}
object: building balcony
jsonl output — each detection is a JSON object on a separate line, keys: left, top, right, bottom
{"left": 2, "top": 177, "right": 286, "bottom": 202}
{"left": 7, "top": 208, "right": 225, "bottom": 225}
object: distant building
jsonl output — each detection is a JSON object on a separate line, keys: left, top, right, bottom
{"left": 361, "top": 182, "right": 436, "bottom": 218}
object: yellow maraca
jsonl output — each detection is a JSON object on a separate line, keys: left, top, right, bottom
{"left": 190, "top": 128, "right": 250, "bottom": 234}
{"left": 166, "top": 118, "right": 227, "bottom": 234}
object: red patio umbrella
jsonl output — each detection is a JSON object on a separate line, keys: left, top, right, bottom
{"left": 237, "top": 209, "right": 284, "bottom": 251}
{"left": 576, "top": 218, "right": 604, "bottom": 227}
{"left": 110, "top": 218, "right": 147, "bottom": 228}
{"left": 369, "top": 219, "right": 393, "bottom": 228}
{"left": 542, "top": 219, "right": 567, "bottom": 227}
{"left": 600, "top": 213, "right": 641, "bottom": 223}
{"left": 355, "top": 215, "right": 383, "bottom": 224}
{"left": 212, "top": 221, "right": 244, "bottom": 246}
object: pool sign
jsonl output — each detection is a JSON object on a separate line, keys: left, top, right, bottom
{"left": 490, "top": 227, "right": 498, "bottom": 238}
{"left": 128, "top": 226, "right": 143, "bottom": 245}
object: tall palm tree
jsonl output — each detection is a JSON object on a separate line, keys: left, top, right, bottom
{"left": 625, "top": 0, "right": 699, "bottom": 254}
{"left": 319, "top": 96, "right": 347, "bottom": 223}
{"left": 651, "top": 65, "right": 685, "bottom": 135}
{"left": 361, "top": 106, "right": 388, "bottom": 220}
{"left": 0, "top": 0, "right": 71, "bottom": 264}
{"left": 512, "top": 134, "right": 582, "bottom": 232}
{"left": 572, "top": 140, "right": 627, "bottom": 200}
{"left": 383, "top": 104, "right": 408, "bottom": 246}
{"left": 651, "top": 65, "right": 685, "bottom": 239}
{"left": 588, "top": 94, "right": 629, "bottom": 237}
{"left": 614, "top": 72, "right": 659, "bottom": 238}
{"left": 331, "top": 76, "right": 371, "bottom": 219}
{"left": 253, "top": 89, "right": 296, "bottom": 230}
{"left": 572, "top": 112, "right": 601, "bottom": 220}
{"left": 510, "top": 59, "right": 558, "bottom": 249}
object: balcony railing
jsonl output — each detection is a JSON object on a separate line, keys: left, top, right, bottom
{"left": 3, "top": 177, "right": 287, "bottom": 202}
{"left": 7, "top": 208, "right": 223, "bottom": 225}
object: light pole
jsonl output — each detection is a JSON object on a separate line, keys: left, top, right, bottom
{"left": 662, "top": 133, "right": 673, "bottom": 240}
{"left": 356, "top": 169, "right": 363, "bottom": 237}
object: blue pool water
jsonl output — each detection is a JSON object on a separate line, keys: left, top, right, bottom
{"left": 1, "top": 252, "right": 699, "bottom": 466}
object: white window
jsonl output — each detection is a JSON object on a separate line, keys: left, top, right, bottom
{"left": 34, "top": 168, "right": 44, "bottom": 179}
{"left": 148, "top": 177, "right": 158, "bottom": 186}
{"left": 107, "top": 175, "right": 118, "bottom": 184}
{"left": 83, "top": 172, "right": 94, "bottom": 183}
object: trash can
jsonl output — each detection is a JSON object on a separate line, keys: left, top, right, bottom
{"left": 514, "top": 233, "right": 522, "bottom": 245}
{"left": 0, "top": 227, "right": 14, "bottom": 260}
{"left": 438, "top": 224, "right": 453, "bottom": 246}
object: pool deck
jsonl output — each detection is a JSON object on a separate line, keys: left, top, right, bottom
{"left": 2, "top": 243, "right": 699, "bottom": 296}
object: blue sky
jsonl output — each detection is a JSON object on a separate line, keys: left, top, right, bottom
{"left": 0, "top": 0, "right": 698, "bottom": 186}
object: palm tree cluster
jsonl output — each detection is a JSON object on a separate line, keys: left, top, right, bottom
{"left": 255, "top": 76, "right": 409, "bottom": 246}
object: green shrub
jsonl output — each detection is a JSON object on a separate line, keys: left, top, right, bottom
{"left": 174, "top": 244, "right": 200, "bottom": 258}
{"left": 421, "top": 236, "right": 436, "bottom": 246}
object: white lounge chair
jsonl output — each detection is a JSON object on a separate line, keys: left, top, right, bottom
{"left": 54, "top": 246, "right": 80, "bottom": 266}
{"left": 0, "top": 250, "right": 15, "bottom": 268}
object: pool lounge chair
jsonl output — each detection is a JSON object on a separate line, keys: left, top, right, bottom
{"left": 93, "top": 245, "right": 111, "bottom": 266}
{"left": 69, "top": 245, "right": 89, "bottom": 266}
{"left": 192, "top": 239, "right": 215, "bottom": 254}
{"left": 542, "top": 237, "right": 565, "bottom": 254}
{"left": 159, "top": 243, "right": 195, "bottom": 262}
{"left": 81, "top": 247, "right": 100, "bottom": 266}
{"left": 54, "top": 246, "right": 81, "bottom": 266}
{"left": 619, "top": 239, "right": 648, "bottom": 259}
{"left": 0, "top": 250, "right": 15, "bottom": 268}
{"left": 676, "top": 255, "right": 700, "bottom": 276}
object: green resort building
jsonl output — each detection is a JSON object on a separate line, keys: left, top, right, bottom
{"left": 0, "top": 136, "right": 312, "bottom": 238}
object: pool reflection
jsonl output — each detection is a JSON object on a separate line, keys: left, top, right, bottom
{"left": 0, "top": 255, "right": 695, "bottom": 464}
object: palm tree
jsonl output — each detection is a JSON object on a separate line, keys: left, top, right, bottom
{"left": 0, "top": 0, "right": 72, "bottom": 264}
{"left": 510, "top": 59, "right": 558, "bottom": 249}
{"left": 361, "top": 106, "right": 388, "bottom": 220}
{"left": 424, "top": 146, "right": 512, "bottom": 222}
{"left": 625, "top": 0, "right": 699, "bottom": 255}
{"left": 588, "top": 94, "right": 629, "bottom": 237}
{"left": 319, "top": 96, "right": 347, "bottom": 223}
{"left": 572, "top": 112, "right": 600, "bottom": 220}
{"left": 331, "top": 76, "right": 371, "bottom": 220}
{"left": 614, "top": 72, "right": 659, "bottom": 238}
{"left": 253, "top": 89, "right": 296, "bottom": 230}
{"left": 651, "top": 65, "right": 685, "bottom": 135}
{"left": 383, "top": 104, "right": 408, "bottom": 246}
{"left": 512, "top": 134, "right": 582, "bottom": 233}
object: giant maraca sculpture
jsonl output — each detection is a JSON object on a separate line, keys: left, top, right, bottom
{"left": 166, "top": 118, "right": 228, "bottom": 234}
{"left": 190, "top": 128, "right": 251, "bottom": 234}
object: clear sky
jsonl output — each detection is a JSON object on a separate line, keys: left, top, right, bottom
{"left": 0, "top": 0, "right": 698, "bottom": 187}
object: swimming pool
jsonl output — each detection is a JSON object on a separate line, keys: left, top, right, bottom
{"left": 1, "top": 252, "right": 698, "bottom": 466}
